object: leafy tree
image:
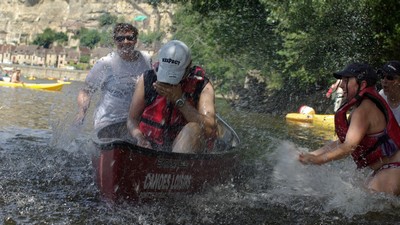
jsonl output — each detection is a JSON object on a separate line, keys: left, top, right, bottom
{"left": 54, "top": 32, "right": 68, "bottom": 43}
{"left": 369, "top": 0, "right": 400, "bottom": 62}
{"left": 269, "top": 0, "right": 379, "bottom": 91}
{"left": 79, "top": 55, "right": 90, "bottom": 64}
{"left": 148, "top": 0, "right": 400, "bottom": 95}
{"left": 156, "top": 0, "right": 278, "bottom": 94}
{"left": 139, "top": 31, "right": 164, "bottom": 48}
{"left": 32, "top": 28, "right": 68, "bottom": 48}
{"left": 77, "top": 28, "right": 101, "bottom": 49}
{"left": 99, "top": 13, "right": 118, "bottom": 27}
{"left": 98, "top": 30, "right": 114, "bottom": 47}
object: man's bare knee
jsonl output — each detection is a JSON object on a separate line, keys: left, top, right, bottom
{"left": 173, "top": 122, "right": 204, "bottom": 153}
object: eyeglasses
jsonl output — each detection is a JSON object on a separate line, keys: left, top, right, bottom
{"left": 380, "top": 74, "right": 396, "bottom": 81}
{"left": 378, "top": 62, "right": 400, "bottom": 80}
{"left": 115, "top": 35, "right": 137, "bottom": 42}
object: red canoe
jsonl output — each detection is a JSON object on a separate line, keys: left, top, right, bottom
{"left": 91, "top": 115, "right": 241, "bottom": 202}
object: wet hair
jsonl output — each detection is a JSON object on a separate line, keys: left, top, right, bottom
{"left": 112, "top": 23, "right": 138, "bottom": 40}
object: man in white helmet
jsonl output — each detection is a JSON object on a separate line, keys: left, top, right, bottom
{"left": 127, "top": 40, "right": 217, "bottom": 153}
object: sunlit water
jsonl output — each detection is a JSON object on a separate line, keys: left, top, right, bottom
{"left": 1, "top": 80, "right": 400, "bottom": 224}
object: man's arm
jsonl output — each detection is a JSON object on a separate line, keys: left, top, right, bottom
{"left": 153, "top": 81, "right": 217, "bottom": 138}
{"left": 179, "top": 82, "right": 216, "bottom": 138}
{"left": 75, "top": 88, "right": 91, "bottom": 125}
{"left": 127, "top": 75, "right": 152, "bottom": 148}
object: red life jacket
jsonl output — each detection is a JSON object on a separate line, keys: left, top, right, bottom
{"left": 139, "top": 66, "right": 209, "bottom": 150}
{"left": 335, "top": 86, "right": 400, "bottom": 168}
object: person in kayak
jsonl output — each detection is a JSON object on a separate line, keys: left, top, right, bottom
{"left": 299, "top": 62, "right": 400, "bottom": 195}
{"left": 75, "top": 23, "right": 151, "bottom": 129}
{"left": 378, "top": 60, "right": 400, "bottom": 125}
{"left": 127, "top": 40, "right": 217, "bottom": 153}
{"left": 11, "top": 68, "right": 22, "bottom": 83}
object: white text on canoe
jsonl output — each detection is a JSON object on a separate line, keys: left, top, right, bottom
{"left": 143, "top": 173, "right": 192, "bottom": 191}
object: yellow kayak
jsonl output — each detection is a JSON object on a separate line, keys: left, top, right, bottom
{"left": 285, "top": 113, "right": 335, "bottom": 130}
{"left": 0, "top": 81, "right": 64, "bottom": 91}
{"left": 57, "top": 80, "right": 71, "bottom": 84}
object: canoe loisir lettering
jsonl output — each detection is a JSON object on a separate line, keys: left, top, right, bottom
{"left": 143, "top": 173, "right": 192, "bottom": 191}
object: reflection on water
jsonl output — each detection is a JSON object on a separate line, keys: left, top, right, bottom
{"left": 1, "top": 82, "right": 400, "bottom": 224}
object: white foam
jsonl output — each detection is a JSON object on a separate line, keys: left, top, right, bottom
{"left": 256, "top": 141, "right": 400, "bottom": 217}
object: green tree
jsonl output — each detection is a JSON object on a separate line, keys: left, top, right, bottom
{"left": 99, "top": 30, "right": 114, "bottom": 47}
{"left": 158, "top": 0, "right": 278, "bottom": 93}
{"left": 149, "top": 0, "right": 400, "bottom": 96}
{"left": 99, "top": 13, "right": 118, "bottom": 27}
{"left": 369, "top": 0, "right": 400, "bottom": 62}
{"left": 139, "top": 31, "right": 163, "bottom": 48}
{"left": 79, "top": 55, "right": 90, "bottom": 64}
{"left": 54, "top": 32, "right": 68, "bottom": 44}
{"left": 77, "top": 28, "right": 101, "bottom": 49}
{"left": 32, "top": 28, "right": 68, "bottom": 48}
{"left": 269, "top": 0, "right": 379, "bottom": 91}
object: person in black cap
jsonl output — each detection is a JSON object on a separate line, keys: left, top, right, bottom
{"left": 378, "top": 60, "right": 400, "bottom": 125}
{"left": 299, "top": 62, "right": 400, "bottom": 196}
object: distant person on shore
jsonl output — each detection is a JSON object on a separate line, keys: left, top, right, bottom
{"left": 11, "top": 69, "right": 22, "bottom": 83}
{"left": 377, "top": 60, "right": 400, "bottom": 125}
{"left": 75, "top": 23, "right": 151, "bottom": 129}
{"left": 299, "top": 62, "right": 400, "bottom": 196}
{"left": 127, "top": 40, "right": 217, "bottom": 153}
{"left": 325, "top": 79, "right": 343, "bottom": 112}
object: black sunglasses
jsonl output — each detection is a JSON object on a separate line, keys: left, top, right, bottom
{"left": 380, "top": 74, "right": 396, "bottom": 81}
{"left": 115, "top": 35, "right": 137, "bottom": 42}
{"left": 377, "top": 67, "right": 397, "bottom": 81}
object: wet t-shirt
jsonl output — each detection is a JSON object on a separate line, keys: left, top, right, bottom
{"left": 85, "top": 51, "right": 151, "bottom": 129}
{"left": 379, "top": 89, "right": 400, "bottom": 125}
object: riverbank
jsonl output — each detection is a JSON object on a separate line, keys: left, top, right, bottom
{"left": 0, "top": 64, "right": 88, "bottom": 81}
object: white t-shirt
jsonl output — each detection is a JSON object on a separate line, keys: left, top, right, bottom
{"left": 85, "top": 50, "right": 151, "bottom": 129}
{"left": 379, "top": 89, "right": 400, "bottom": 125}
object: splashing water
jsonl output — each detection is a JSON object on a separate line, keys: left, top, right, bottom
{"left": 252, "top": 141, "right": 400, "bottom": 218}
{"left": 49, "top": 106, "right": 94, "bottom": 154}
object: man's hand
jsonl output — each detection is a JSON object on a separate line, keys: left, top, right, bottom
{"left": 153, "top": 81, "right": 182, "bottom": 102}
{"left": 134, "top": 133, "right": 152, "bottom": 149}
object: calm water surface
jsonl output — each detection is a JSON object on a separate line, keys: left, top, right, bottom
{"left": 0, "top": 80, "right": 399, "bottom": 224}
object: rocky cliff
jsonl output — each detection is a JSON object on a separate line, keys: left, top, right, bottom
{"left": 0, "top": 0, "right": 173, "bottom": 46}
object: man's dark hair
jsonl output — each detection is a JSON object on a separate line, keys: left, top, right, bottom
{"left": 113, "top": 23, "right": 138, "bottom": 40}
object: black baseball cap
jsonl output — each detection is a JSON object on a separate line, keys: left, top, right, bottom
{"left": 333, "top": 62, "right": 378, "bottom": 84}
{"left": 377, "top": 60, "right": 400, "bottom": 76}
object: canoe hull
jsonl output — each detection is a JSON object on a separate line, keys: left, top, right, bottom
{"left": 0, "top": 81, "right": 64, "bottom": 91}
{"left": 93, "top": 143, "right": 239, "bottom": 202}
{"left": 92, "top": 117, "right": 241, "bottom": 202}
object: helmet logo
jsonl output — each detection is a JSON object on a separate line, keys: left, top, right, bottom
{"left": 162, "top": 58, "right": 181, "bottom": 65}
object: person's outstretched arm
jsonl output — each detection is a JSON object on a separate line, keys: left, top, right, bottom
{"left": 75, "top": 88, "right": 91, "bottom": 125}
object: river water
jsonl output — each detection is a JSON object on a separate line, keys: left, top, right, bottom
{"left": 1, "top": 80, "right": 399, "bottom": 224}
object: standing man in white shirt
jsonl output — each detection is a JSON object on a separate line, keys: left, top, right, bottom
{"left": 76, "top": 23, "right": 151, "bottom": 129}
{"left": 378, "top": 60, "right": 400, "bottom": 125}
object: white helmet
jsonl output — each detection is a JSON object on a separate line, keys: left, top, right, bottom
{"left": 156, "top": 40, "right": 191, "bottom": 85}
